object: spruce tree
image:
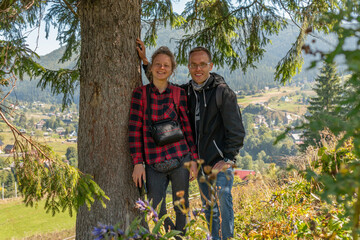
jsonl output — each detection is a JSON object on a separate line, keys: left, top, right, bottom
{"left": 303, "top": 62, "right": 342, "bottom": 148}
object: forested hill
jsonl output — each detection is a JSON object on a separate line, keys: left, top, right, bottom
{"left": 9, "top": 23, "right": 336, "bottom": 104}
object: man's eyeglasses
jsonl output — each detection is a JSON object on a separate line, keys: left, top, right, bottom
{"left": 189, "top": 63, "right": 211, "bottom": 69}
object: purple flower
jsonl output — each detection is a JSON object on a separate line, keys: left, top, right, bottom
{"left": 117, "top": 228, "right": 125, "bottom": 235}
{"left": 92, "top": 223, "right": 117, "bottom": 239}
{"left": 192, "top": 208, "right": 205, "bottom": 218}
{"left": 149, "top": 206, "right": 159, "bottom": 222}
{"left": 135, "top": 199, "right": 159, "bottom": 223}
{"left": 206, "top": 233, "right": 212, "bottom": 240}
{"left": 92, "top": 224, "right": 107, "bottom": 236}
{"left": 135, "top": 199, "right": 147, "bottom": 211}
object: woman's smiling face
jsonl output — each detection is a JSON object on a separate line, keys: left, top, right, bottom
{"left": 151, "top": 54, "right": 173, "bottom": 81}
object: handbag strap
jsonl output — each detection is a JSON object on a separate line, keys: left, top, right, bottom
{"left": 146, "top": 84, "right": 153, "bottom": 126}
{"left": 172, "top": 85, "right": 181, "bottom": 115}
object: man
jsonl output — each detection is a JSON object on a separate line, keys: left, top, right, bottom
{"left": 136, "top": 39, "right": 245, "bottom": 240}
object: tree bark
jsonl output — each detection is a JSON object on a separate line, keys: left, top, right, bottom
{"left": 76, "top": 0, "right": 142, "bottom": 239}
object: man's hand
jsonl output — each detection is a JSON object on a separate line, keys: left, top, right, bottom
{"left": 212, "top": 160, "right": 232, "bottom": 174}
{"left": 189, "top": 161, "right": 198, "bottom": 181}
{"left": 136, "top": 38, "right": 149, "bottom": 65}
{"left": 132, "top": 164, "right": 146, "bottom": 187}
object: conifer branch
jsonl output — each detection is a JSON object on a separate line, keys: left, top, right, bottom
{"left": 62, "top": 0, "right": 78, "bottom": 18}
{"left": 0, "top": 73, "right": 16, "bottom": 104}
{"left": 0, "top": 109, "right": 52, "bottom": 163}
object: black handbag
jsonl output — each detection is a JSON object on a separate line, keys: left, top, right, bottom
{"left": 146, "top": 85, "right": 184, "bottom": 146}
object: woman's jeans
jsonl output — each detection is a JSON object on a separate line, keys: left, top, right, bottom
{"left": 145, "top": 154, "right": 190, "bottom": 234}
{"left": 198, "top": 167, "right": 234, "bottom": 240}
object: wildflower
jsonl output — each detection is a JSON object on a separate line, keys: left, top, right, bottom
{"left": 183, "top": 161, "right": 191, "bottom": 168}
{"left": 117, "top": 228, "right": 125, "bottom": 236}
{"left": 135, "top": 199, "right": 147, "bottom": 211}
{"left": 149, "top": 206, "right": 159, "bottom": 222}
{"left": 206, "top": 233, "right": 212, "bottom": 240}
{"left": 208, "top": 173, "right": 217, "bottom": 181}
{"left": 204, "top": 166, "right": 212, "bottom": 174}
{"left": 192, "top": 208, "right": 205, "bottom": 218}
{"left": 199, "top": 176, "right": 206, "bottom": 183}
{"left": 92, "top": 223, "right": 116, "bottom": 240}
{"left": 176, "top": 190, "right": 185, "bottom": 198}
{"left": 197, "top": 159, "right": 205, "bottom": 165}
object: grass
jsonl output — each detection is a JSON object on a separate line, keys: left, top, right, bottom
{"left": 0, "top": 198, "right": 75, "bottom": 240}
{"left": 46, "top": 141, "right": 77, "bottom": 157}
{"left": 237, "top": 86, "right": 313, "bottom": 115}
{"left": 268, "top": 102, "right": 307, "bottom": 115}
{"left": 238, "top": 86, "right": 302, "bottom": 107}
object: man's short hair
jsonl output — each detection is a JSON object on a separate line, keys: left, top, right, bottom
{"left": 189, "top": 47, "right": 212, "bottom": 62}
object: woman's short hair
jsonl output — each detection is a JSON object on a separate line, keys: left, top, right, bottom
{"left": 150, "top": 46, "right": 177, "bottom": 72}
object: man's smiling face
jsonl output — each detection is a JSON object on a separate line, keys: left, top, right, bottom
{"left": 188, "top": 51, "right": 213, "bottom": 84}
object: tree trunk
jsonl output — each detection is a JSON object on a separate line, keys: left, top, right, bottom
{"left": 76, "top": 0, "right": 142, "bottom": 239}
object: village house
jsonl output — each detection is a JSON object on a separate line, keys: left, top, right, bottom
{"left": 69, "top": 131, "right": 77, "bottom": 137}
{"left": 234, "top": 169, "right": 256, "bottom": 180}
{"left": 66, "top": 138, "right": 77, "bottom": 143}
{"left": 56, "top": 127, "right": 66, "bottom": 135}
{"left": 254, "top": 115, "right": 266, "bottom": 125}
{"left": 4, "top": 145, "right": 15, "bottom": 154}
{"left": 280, "top": 96, "right": 291, "bottom": 102}
{"left": 291, "top": 133, "right": 304, "bottom": 145}
{"left": 36, "top": 120, "right": 46, "bottom": 129}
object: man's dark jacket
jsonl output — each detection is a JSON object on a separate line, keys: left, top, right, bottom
{"left": 181, "top": 73, "right": 245, "bottom": 167}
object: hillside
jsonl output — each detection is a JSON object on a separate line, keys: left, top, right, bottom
{"left": 5, "top": 23, "right": 337, "bottom": 104}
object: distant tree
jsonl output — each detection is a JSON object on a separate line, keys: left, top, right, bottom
{"left": 242, "top": 153, "right": 254, "bottom": 170}
{"left": 45, "top": 116, "right": 56, "bottom": 129}
{"left": 28, "top": 117, "right": 35, "bottom": 129}
{"left": 18, "top": 114, "right": 27, "bottom": 128}
{"left": 257, "top": 150, "right": 267, "bottom": 162}
{"left": 0, "top": 157, "right": 7, "bottom": 168}
{"left": 65, "top": 147, "right": 77, "bottom": 161}
{"left": 65, "top": 125, "right": 75, "bottom": 135}
{"left": 274, "top": 116, "right": 281, "bottom": 126}
{"left": 302, "top": 62, "right": 343, "bottom": 148}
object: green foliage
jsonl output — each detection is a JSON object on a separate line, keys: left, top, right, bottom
{"left": 37, "top": 68, "right": 79, "bottom": 109}
{"left": 298, "top": 1, "right": 360, "bottom": 237}
{"left": 12, "top": 137, "right": 108, "bottom": 217}
{"left": 302, "top": 62, "right": 343, "bottom": 149}
{"left": 0, "top": 169, "right": 16, "bottom": 198}
{"left": 141, "top": 0, "right": 185, "bottom": 46}
{"left": 93, "top": 199, "right": 183, "bottom": 239}
{"left": 239, "top": 109, "right": 298, "bottom": 169}
{"left": 65, "top": 146, "right": 77, "bottom": 160}
{"left": 176, "top": 0, "right": 286, "bottom": 72}
{"left": 305, "top": 135, "right": 360, "bottom": 237}
{"left": 235, "top": 175, "right": 351, "bottom": 239}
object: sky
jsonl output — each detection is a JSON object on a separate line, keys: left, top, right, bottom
{"left": 27, "top": 1, "right": 187, "bottom": 56}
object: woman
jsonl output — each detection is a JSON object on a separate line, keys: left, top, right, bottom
{"left": 129, "top": 44, "right": 198, "bottom": 234}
